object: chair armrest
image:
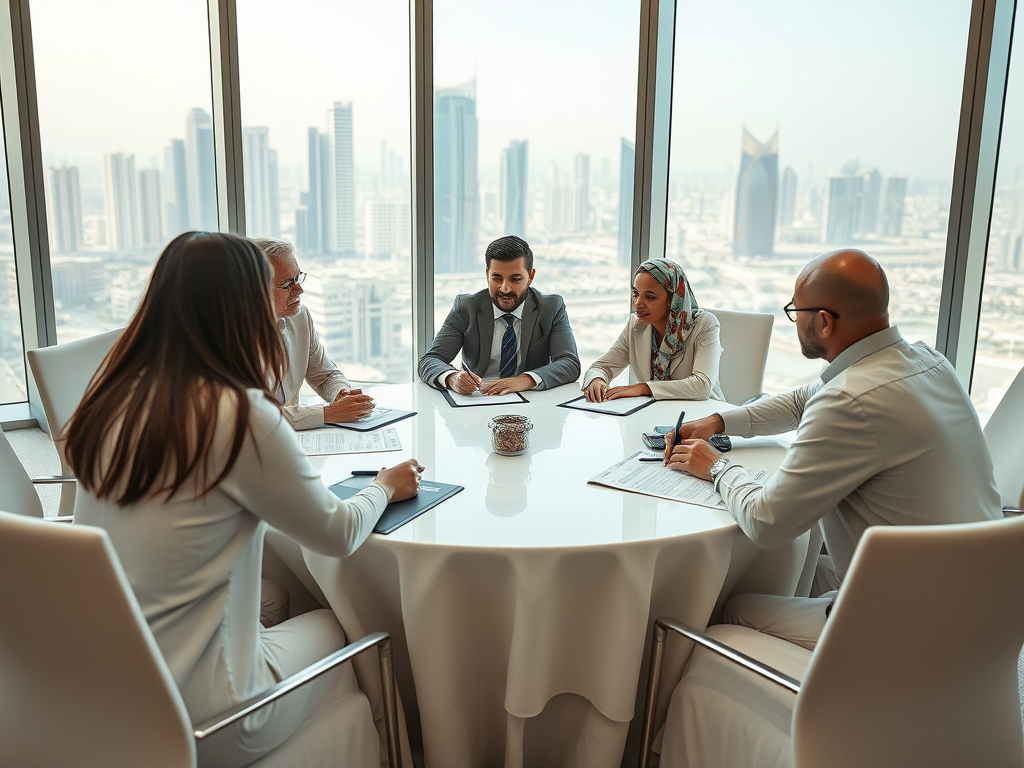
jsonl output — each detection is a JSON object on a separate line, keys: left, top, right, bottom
{"left": 655, "top": 617, "right": 801, "bottom": 693}
{"left": 1004, "top": 507, "right": 1022, "bottom": 517}
{"left": 638, "top": 616, "right": 800, "bottom": 768}
{"left": 31, "top": 475, "right": 77, "bottom": 485}
{"left": 194, "top": 630, "right": 401, "bottom": 767}
{"left": 44, "top": 516, "right": 74, "bottom": 523}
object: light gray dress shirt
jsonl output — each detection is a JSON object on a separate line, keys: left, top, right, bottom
{"left": 713, "top": 326, "right": 1001, "bottom": 579}
{"left": 435, "top": 303, "right": 543, "bottom": 388}
{"left": 278, "top": 305, "right": 352, "bottom": 430}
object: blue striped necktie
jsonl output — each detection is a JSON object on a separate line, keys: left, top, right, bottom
{"left": 499, "top": 314, "right": 517, "bottom": 378}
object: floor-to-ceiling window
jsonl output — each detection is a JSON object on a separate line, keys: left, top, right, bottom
{"left": 432, "top": 0, "right": 641, "bottom": 373}
{"left": 31, "top": 0, "right": 215, "bottom": 343}
{"left": 237, "top": 0, "right": 414, "bottom": 383}
{"left": 973, "top": 9, "right": 1024, "bottom": 422}
{"left": 0, "top": 122, "right": 27, "bottom": 405}
{"left": 667, "top": 0, "right": 972, "bottom": 393}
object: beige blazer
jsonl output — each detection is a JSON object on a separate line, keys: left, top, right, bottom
{"left": 582, "top": 311, "right": 725, "bottom": 400}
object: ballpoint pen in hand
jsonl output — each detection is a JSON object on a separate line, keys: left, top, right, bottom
{"left": 461, "top": 362, "right": 481, "bottom": 391}
{"left": 350, "top": 470, "right": 380, "bottom": 476}
{"left": 670, "top": 410, "right": 687, "bottom": 450}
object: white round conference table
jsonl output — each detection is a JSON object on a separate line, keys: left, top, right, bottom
{"left": 300, "top": 382, "right": 813, "bottom": 768}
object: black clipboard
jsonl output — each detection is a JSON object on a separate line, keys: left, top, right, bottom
{"left": 557, "top": 395, "right": 656, "bottom": 417}
{"left": 325, "top": 408, "right": 416, "bottom": 432}
{"left": 328, "top": 475, "right": 464, "bottom": 534}
{"left": 441, "top": 390, "right": 529, "bottom": 408}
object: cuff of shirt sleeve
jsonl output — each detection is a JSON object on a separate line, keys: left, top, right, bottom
{"left": 525, "top": 371, "right": 542, "bottom": 388}
{"left": 366, "top": 480, "right": 391, "bottom": 506}
{"left": 719, "top": 407, "right": 751, "bottom": 436}
{"left": 713, "top": 462, "right": 745, "bottom": 493}
{"left": 437, "top": 369, "right": 458, "bottom": 389}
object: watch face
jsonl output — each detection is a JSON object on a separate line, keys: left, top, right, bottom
{"left": 711, "top": 458, "right": 729, "bottom": 477}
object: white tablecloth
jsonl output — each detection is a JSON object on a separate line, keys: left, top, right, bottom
{"left": 302, "top": 383, "right": 813, "bottom": 767}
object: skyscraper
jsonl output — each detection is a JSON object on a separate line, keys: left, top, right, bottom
{"left": 857, "top": 166, "right": 883, "bottom": 235}
{"left": 778, "top": 165, "right": 797, "bottom": 231}
{"left": 242, "top": 127, "right": 281, "bottom": 237}
{"left": 500, "top": 140, "right": 528, "bottom": 237}
{"left": 733, "top": 127, "right": 778, "bottom": 256}
{"left": 823, "top": 175, "right": 860, "bottom": 244}
{"left": 136, "top": 168, "right": 162, "bottom": 248}
{"left": 297, "top": 127, "right": 330, "bottom": 254}
{"left": 881, "top": 176, "right": 907, "bottom": 237}
{"left": 618, "top": 139, "right": 634, "bottom": 268}
{"left": 365, "top": 199, "right": 411, "bottom": 258}
{"left": 185, "top": 108, "right": 217, "bottom": 231}
{"left": 162, "top": 139, "right": 188, "bottom": 238}
{"left": 44, "top": 165, "right": 83, "bottom": 254}
{"left": 326, "top": 102, "right": 356, "bottom": 256}
{"left": 103, "top": 152, "right": 139, "bottom": 251}
{"left": 574, "top": 153, "right": 590, "bottom": 232}
{"left": 434, "top": 81, "right": 479, "bottom": 274}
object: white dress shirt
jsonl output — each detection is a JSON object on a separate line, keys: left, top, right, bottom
{"left": 73, "top": 389, "right": 388, "bottom": 726}
{"left": 437, "top": 302, "right": 543, "bottom": 388}
{"left": 713, "top": 326, "right": 1001, "bottom": 579}
{"left": 279, "top": 306, "right": 352, "bottom": 430}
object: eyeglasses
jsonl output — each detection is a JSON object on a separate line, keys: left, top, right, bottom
{"left": 275, "top": 272, "right": 306, "bottom": 291}
{"left": 783, "top": 301, "right": 840, "bottom": 322}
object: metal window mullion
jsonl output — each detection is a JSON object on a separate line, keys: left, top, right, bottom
{"left": 937, "top": 0, "right": 1016, "bottom": 388}
{"left": 208, "top": 0, "right": 246, "bottom": 235}
{"left": 630, "top": 0, "right": 677, "bottom": 274}
{"left": 0, "top": 0, "right": 56, "bottom": 424}
{"left": 410, "top": 0, "right": 434, "bottom": 369}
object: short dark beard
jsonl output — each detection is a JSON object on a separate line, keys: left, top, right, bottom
{"left": 490, "top": 289, "right": 528, "bottom": 312}
{"left": 799, "top": 328, "right": 827, "bottom": 360}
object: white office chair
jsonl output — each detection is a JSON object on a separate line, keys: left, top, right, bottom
{"left": 26, "top": 327, "right": 123, "bottom": 516}
{"left": 0, "top": 511, "right": 402, "bottom": 768}
{"left": 983, "top": 362, "right": 1024, "bottom": 514}
{"left": 0, "top": 426, "right": 74, "bottom": 520}
{"left": 707, "top": 308, "right": 773, "bottom": 405}
{"left": 640, "top": 514, "right": 1024, "bottom": 768}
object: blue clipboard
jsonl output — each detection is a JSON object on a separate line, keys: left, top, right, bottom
{"left": 328, "top": 475, "right": 464, "bottom": 534}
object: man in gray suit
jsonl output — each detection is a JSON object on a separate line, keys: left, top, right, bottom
{"left": 418, "top": 235, "right": 581, "bottom": 395}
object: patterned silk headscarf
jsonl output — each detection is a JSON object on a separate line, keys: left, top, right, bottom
{"left": 635, "top": 258, "right": 701, "bottom": 381}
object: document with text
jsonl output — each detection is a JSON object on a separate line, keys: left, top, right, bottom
{"left": 588, "top": 450, "right": 726, "bottom": 509}
{"left": 297, "top": 426, "right": 402, "bottom": 456}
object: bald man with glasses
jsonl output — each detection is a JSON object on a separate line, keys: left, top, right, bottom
{"left": 252, "top": 238, "right": 374, "bottom": 430}
{"left": 665, "top": 249, "right": 1000, "bottom": 648}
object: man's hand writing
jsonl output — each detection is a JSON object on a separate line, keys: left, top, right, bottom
{"left": 665, "top": 439, "right": 721, "bottom": 481}
{"left": 480, "top": 374, "right": 534, "bottom": 396}
{"left": 663, "top": 413, "right": 724, "bottom": 461}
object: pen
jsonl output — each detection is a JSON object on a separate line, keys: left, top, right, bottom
{"left": 639, "top": 456, "right": 663, "bottom": 462}
{"left": 461, "top": 362, "right": 481, "bottom": 391}
{"left": 671, "top": 409, "right": 687, "bottom": 448}
{"left": 350, "top": 470, "right": 379, "bottom": 477}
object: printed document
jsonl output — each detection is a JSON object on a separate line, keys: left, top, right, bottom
{"left": 297, "top": 426, "right": 402, "bottom": 456}
{"left": 589, "top": 450, "right": 726, "bottom": 509}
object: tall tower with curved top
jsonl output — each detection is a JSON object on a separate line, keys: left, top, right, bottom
{"left": 733, "top": 127, "right": 778, "bottom": 256}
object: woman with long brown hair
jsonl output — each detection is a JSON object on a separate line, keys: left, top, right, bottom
{"left": 67, "top": 231, "right": 421, "bottom": 767}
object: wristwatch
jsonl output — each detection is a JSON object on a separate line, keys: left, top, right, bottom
{"left": 709, "top": 457, "right": 732, "bottom": 485}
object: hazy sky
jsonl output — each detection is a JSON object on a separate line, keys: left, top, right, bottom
{"left": 27, "top": 0, "right": 1023, "bottom": 187}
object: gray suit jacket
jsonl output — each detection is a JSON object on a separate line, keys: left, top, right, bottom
{"left": 418, "top": 287, "right": 581, "bottom": 390}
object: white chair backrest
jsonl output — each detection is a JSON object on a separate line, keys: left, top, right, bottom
{"left": 26, "top": 327, "right": 123, "bottom": 449}
{"left": 0, "top": 428, "right": 44, "bottom": 518}
{"left": 0, "top": 511, "right": 196, "bottom": 768}
{"left": 793, "top": 516, "right": 1024, "bottom": 768}
{"left": 707, "top": 308, "right": 773, "bottom": 405}
{"left": 983, "top": 363, "right": 1024, "bottom": 510}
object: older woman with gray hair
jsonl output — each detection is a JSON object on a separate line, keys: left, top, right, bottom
{"left": 583, "top": 258, "right": 725, "bottom": 402}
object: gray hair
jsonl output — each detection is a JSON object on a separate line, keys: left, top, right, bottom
{"left": 249, "top": 237, "right": 296, "bottom": 266}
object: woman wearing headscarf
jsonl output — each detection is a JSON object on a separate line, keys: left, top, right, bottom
{"left": 582, "top": 258, "right": 725, "bottom": 402}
